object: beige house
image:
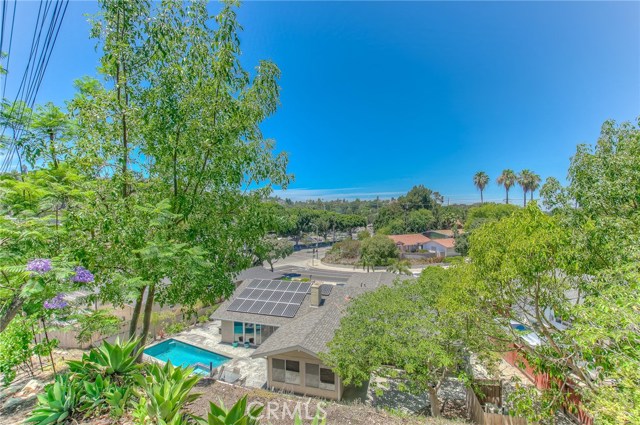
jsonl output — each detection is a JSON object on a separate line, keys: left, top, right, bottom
{"left": 213, "top": 272, "right": 409, "bottom": 400}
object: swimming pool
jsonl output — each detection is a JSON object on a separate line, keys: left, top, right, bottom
{"left": 144, "top": 339, "right": 230, "bottom": 374}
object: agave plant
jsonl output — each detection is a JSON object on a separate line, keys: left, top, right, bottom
{"left": 104, "top": 384, "right": 131, "bottom": 419}
{"left": 26, "top": 374, "right": 80, "bottom": 424}
{"left": 135, "top": 361, "right": 201, "bottom": 424}
{"left": 197, "top": 395, "right": 264, "bottom": 425}
{"left": 68, "top": 338, "right": 142, "bottom": 382}
{"left": 78, "top": 374, "right": 110, "bottom": 415}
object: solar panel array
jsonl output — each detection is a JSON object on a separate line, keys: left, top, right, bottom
{"left": 227, "top": 280, "right": 312, "bottom": 318}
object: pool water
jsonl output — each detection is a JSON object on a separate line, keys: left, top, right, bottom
{"left": 144, "top": 339, "right": 230, "bottom": 373}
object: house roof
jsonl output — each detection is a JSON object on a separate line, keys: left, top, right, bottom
{"left": 387, "top": 234, "right": 431, "bottom": 246}
{"left": 234, "top": 266, "right": 283, "bottom": 282}
{"left": 212, "top": 278, "right": 318, "bottom": 327}
{"left": 251, "top": 272, "right": 411, "bottom": 359}
{"left": 428, "top": 238, "right": 456, "bottom": 248}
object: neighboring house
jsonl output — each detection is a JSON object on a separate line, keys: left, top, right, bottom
{"left": 423, "top": 238, "right": 458, "bottom": 257}
{"left": 387, "top": 233, "right": 431, "bottom": 252}
{"left": 213, "top": 272, "right": 408, "bottom": 400}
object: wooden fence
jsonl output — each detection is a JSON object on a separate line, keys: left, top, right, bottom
{"left": 37, "top": 306, "right": 213, "bottom": 349}
{"left": 466, "top": 381, "right": 528, "bottom": 425}
{"left": 503, "top": 347, "right": 594, "bottom": 425}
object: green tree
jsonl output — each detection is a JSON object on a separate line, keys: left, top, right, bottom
{"left": 324, "top": 266, "right": 496, "bottom": 417}
{"left": 473, "top": 171, "right": 490, "bottom": 203}
{"left": 496, "top": 169, "right": 517, "bottom": 204}
{"left": 255, "top": 236, "right": 294, "bottom": 272}
{"left": 68, "top": 1, "right": 291, "bottom": 347}
{"left": 406, "top": 208, "right": 435, "bottom": 233}
{"left": 358, "top": 234, "right": 399, "bottom": 270}
{"left": 386, "top": 258, "right": 412, "bottom": 275}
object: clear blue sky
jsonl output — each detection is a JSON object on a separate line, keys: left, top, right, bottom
{"left": 4, "top": 1, "right": 639, "bottom": 203}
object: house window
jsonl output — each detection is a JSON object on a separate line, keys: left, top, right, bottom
{"left": 319, "top": 367, "right": 336, "bottom": 391}
{"left": 285, "top": 360, "right": 301, "bottom": 385}
{"left": 272, "top": 359, "right": 285, "bottom": 382}
{"left": 272, "top": 359, "right": 300, "bottom": 385}
{"left": 306, "top": 363, "right": 319, "bottom": 388}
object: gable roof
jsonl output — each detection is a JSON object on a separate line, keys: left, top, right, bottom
{"left": 428, "top": 238, "right": 456, "bottom": 248}
{"left": 251, "top": 272, "right": 411, "bottom": 359}
{"left": 387, "top": 234, "right": 431, "bottom": 246}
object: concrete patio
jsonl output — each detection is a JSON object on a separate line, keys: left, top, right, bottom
{"left": 155, "top": 320, "right": 267, "bottom": 389}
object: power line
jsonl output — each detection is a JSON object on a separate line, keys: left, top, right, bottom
{"left": 0, "top": 0, "right": 69, "bottom": 173}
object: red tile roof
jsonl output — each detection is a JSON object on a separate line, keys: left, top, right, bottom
{"left": 388, "top": 234, "right": 431, "bottom": 246}
{"left": 429, "top": 238, "right": 456, "bottom": 248}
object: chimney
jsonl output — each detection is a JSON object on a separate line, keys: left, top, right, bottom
{"left": 310, "top": 282, "right": 322, "bottom": 307}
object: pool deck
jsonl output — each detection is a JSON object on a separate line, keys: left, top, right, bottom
{"left": 147, "top": 320, "right": 267, "bottom": 389}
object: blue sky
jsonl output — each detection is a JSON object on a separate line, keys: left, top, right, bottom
{"left": 3, "top": 1, "right": 639, "bottom": 203}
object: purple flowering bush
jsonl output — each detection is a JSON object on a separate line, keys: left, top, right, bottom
{"left": 26, "top": 258, "right": 52, "bottom": 274}
{"left": 43, "top": 294, "right": 68, "bottom": 310}
{"left": 72, "top": 266, "right": 94, "bottom": 283}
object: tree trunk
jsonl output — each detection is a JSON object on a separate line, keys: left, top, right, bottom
{"left": 480, "top": 190, "right": 484, "bottom": 204}
{"left": 128, "top": 287, "right": 145, "bottom": 338}
{"left": 428, "top": 388, "right": 441, "bottom": 417}
{"left": 0, "top": 294, "right": 24, "bottom": 333}
{"left": 506, "top": 188, "right": 509, "bottom": 204}
{"left": 136, "top": 283, "right": 156, "bottom": 361}
{"left": 523, "top": 189, "right": 527, "bottom": 206}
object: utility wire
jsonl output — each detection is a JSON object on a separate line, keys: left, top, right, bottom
{"left": 1, "top": 0, "right": 69, "bottom": 173}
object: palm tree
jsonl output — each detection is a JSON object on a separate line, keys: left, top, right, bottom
{"left": 473, "top": 171, "right": 490, "bottom": 204}
{"left": 386, "top": 259, "right": 412, "bottom": 275}
{"left": 518, "top": 170, "right": 533, "bottom": 206}
{"left": 528, "top": 172, "right": 541, "bottom": 202}
{"left": 496, "top": 169, "right": 517, "bottom": 204}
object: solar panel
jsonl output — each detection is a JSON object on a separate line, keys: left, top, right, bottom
{"left": 258, "top": 290, "right": 272, "bottom": 301}
{"left": 248, "top": 301, "right": 264, "bottom": 314}
{"left": 297, "top": 282, "right": 312, "bottom": 293}
{"left": 259, "top": 302, "right": 277, "bottom": 315}
{"left": 271, "top": 303, "right": 287, "bottom": 316}
{"left": 227, "top": 299, "right": 243, "bottom": 310}
{"left": 291, "top": 293, "right": 306, "bottom": 304}
{"left": 279, "top": 292, "right": 294, "bottom": 303}
{"left": 228, "top": 279, "right": 312, "bottom": 317}
{"left": 282, "top": 303, "right": 300, "bottom": 318}
{"left": 269, "top": 291, "right": 284, "bottom": 302}
{"left": 237, "top": 299, "right": 254, "bottom": 313}
{"left": 321, "top": 284, "right": 333, "bottom": 296}
{"left": 238, "top": 288, "right": 254, "bottom": 299}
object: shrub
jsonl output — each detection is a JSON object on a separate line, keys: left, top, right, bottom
{"left": 166, "top": 322, "right": 186, "bottom": 335}
{"left": 26, "top": 375, "right": 80, "bottom": 424}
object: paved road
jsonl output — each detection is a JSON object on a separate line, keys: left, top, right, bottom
{"left": 273, "top": 264, "right": 354, "bottom": 283}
